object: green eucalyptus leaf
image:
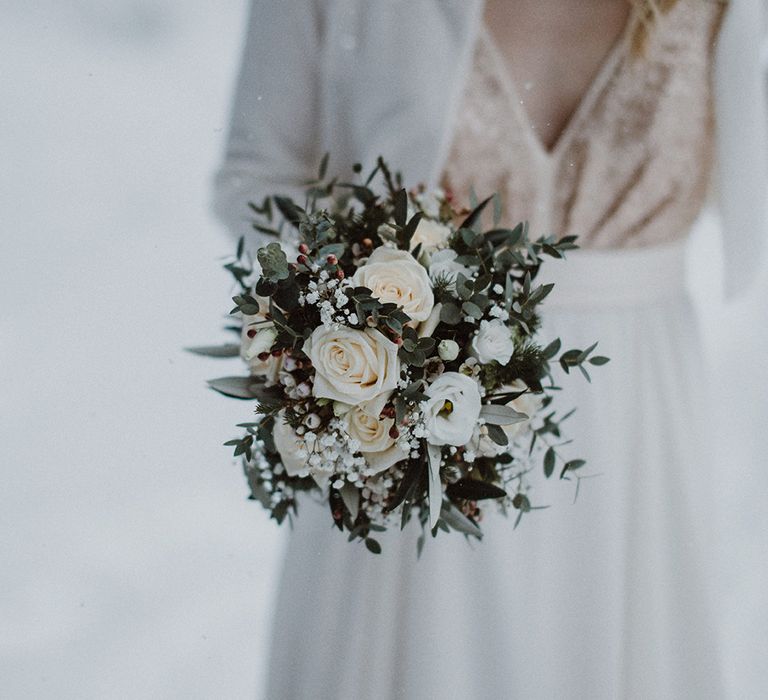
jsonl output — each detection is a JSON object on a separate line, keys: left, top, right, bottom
{"left": 257, "top": 242, "right": 290, "bottom": 281}
{"left": 186, "top": 344, "right": 240, "bottom": 358}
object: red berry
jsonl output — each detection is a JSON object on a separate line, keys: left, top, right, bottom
{"left": 298, "top": 243, "right": 309, "bottom": 254}
{"left": 388, "top": 425, "right": 399, "bottom": 439}
{"left": 297, "top": 254, "right": 307, "bottom": 265}
{"left": 246, "top": 328, "right": 257, "bottom": 338}
{"left": 257, "top": 352, "right": 270, "bottom": 361}
{"left": 326, "top": 254, "right": 337, "bottom": 265}
{"left": 271, "top": 349, "right": 282, "bottom": 357}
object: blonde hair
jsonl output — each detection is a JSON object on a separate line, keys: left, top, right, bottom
{"left": 627, "top": 0, "right": 680, "bottom": 56}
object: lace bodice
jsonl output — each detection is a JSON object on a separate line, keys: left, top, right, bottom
{"left": 441, "top": 0, "right": 727, "bottom": 249}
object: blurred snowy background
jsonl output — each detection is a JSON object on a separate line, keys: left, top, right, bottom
{"left": 0, "top": 1, "right": 767, "bottom": 699}
{"left": 1, "top": 1, "right": 285, "bottom": 698}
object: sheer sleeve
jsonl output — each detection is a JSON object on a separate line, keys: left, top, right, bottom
{"left": 212, "top": 0, "right": 324, "bottom": 243}
{"left": 713, "top": 0, "right": 768, "bottom": 299}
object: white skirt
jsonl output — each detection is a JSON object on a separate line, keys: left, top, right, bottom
{"left": 263, "top": 241, "right": 726, "bottom": 700}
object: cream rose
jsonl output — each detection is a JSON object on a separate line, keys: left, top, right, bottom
{"left": 410, "top": 218, "right": 451, "bottom": 252}
{"left": 352, "top": 247, "right": 434, "bottom": 323}
{"left": 470, "top": 319, "right": 515, "bottom": 365}
{"left": 303, "top": 326, "right": 400, "bottom": 407}
{"left": 421, "top": 371, "right": 482, "bottom": 446}
{"left": 345, "top": 398, "right": 408, "bottom": 473}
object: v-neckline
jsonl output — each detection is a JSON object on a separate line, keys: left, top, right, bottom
{"left": 479, "top": 17, "right": 632, "bottom": 161}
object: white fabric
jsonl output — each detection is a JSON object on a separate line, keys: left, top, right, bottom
{"left": 265, "top": 241, "right": 724, "bottom": 699}
{"left": 213, "top": 0, "right": 768, "bottom": 299}
{"left": 537, "top": 240, "right": 688, "bottom": 309}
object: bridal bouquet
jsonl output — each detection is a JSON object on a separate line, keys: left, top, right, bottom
{"left": 192, "top": 157, "right": 606, "bottom": 554}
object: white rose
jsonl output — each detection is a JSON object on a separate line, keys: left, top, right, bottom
{"left": 428, "top": 249, "right": 475, "bottom": 286}
{"left": 421, "top": 371, "right": 482, "bottom": 446}
{"left": 303, "top": 326, "right": 400, "bottom": 408}
{"left": 345, "top": 398, "right": 408, "bottom": 474}
{"left": 273, "top": 410, "right": 333, "bottom": 488}
{"left": 352, "top": 247, "right": 434, "bottom": 323}
{"left": 470, "top": 319, "right": 515, "bottom": 365}
{"left": 410, "top": 218, "right": 452, "bottom": 252}
{"left": 241, "top": 297, "right": 281, "bottom": 385}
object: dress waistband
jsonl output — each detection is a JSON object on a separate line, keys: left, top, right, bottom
{"left": 536, "top": 240, "right": 688, "bottom": 309}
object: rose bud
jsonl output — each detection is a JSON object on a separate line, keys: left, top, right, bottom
{"left": 298, "top": 243, "right": 309, "bottom": 254}
{"left": 336, "top": 269, "right": 345, "bottom": 280}
{"left": 326, "top": 254, "right": 337, "bottom": 265}
{"left": 271, "top": 349, "right": 282, "bottom": 357}
{"left": 297, "top": 254, "right": 308, "bottom": 265}
{"left": 362, "top": 238, "right": 373, "bottom": 248}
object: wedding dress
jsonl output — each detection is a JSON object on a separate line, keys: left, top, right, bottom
{"left": 259, "top": 4, "right": 730, "bottom": 700}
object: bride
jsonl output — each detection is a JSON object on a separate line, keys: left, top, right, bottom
{"left": 213, "top": 1, "right": 767, "bottom": 698}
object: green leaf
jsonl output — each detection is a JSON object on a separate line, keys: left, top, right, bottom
{"left": 560, "top": 459, "right": 587, "bottom": 479}
{"left": 542, "top": 338, "right": 562, "bottom": 360}
{"left": 486, "top": 423, "right": 508, "bottom": 446}
{"left": 257, "top": 242, "right": 290, "bottom": 281}
{"left": 459, "top": 195, "right": 493, "bottom": 230}
{"left": 446, "top": 479, "right": 506, "bottom": 501}
{"left": 439, "top": 502, "right": 483, "bottom": 539}
{"left": 273, "top": 196, "right": 304, "bottom": 226}
{"left": 589, "top": 356, "right": 610, "bottom": 366}
{"left": 393, "top": 188, "right": 408, "bottom": 227}
{"left": 543, "top": 447, "right": 556, "bottom": 478}
{"left": 385, "top": 457, "right": 425, "bottom": 513}
{"left": 439, "top": 303, "right": 462, "bottom": 325}
{"left": 207, "top": 376, "right": 259, "bottom": 399}
{"left": 479, "top": 404, "right": 529, "bottom": 425}
{"left": 462, "top": 301, "right": 483, "bottom": 319}
{"left": 186, "top": 344, "right": 240, "bottom": 358}
{"left": 340, "top": 482, "right": 360, "bottom": 522}
{"left": 317, "top": 151, "right": 329, "bottom": 180}
{"left": 365, "top": 538, "right": 382, "bottom": 554}
{"left": 427, "top": 444, "right": 443, "bottom": 530}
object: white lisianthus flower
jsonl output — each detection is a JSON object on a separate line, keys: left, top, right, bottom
{"left": 438, "top": 339, "right": 459, "bottom": 361}
{"left": 410, "top": 218, "right": 452, "bottom": 252}
{"left": 352, "top": 247, "right": 434, "bottom": 323}
{"left": 470, "top": 319, "right": 516, "bottom": 365}
{"left": 421, "top": 371, "right": 482, "bottom": 446}
{"left": 303, "top": 326, "right": 399, "bottom": 411}
{"left": 428, "top": 249, "right": 475, "bottom": 286}
{"left": 240, "top": 296, "right": 281, "bottom": 385}
{"left": 345, "top": 397, "right": 408, "bottom": 473}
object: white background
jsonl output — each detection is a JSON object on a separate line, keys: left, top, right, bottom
{"left": 1, "top": 2, "right": 767, "bottom": 698}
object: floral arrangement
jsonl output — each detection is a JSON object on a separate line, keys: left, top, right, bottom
{"left": 191, "top": 157, "right": 607, "bottom": 554}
